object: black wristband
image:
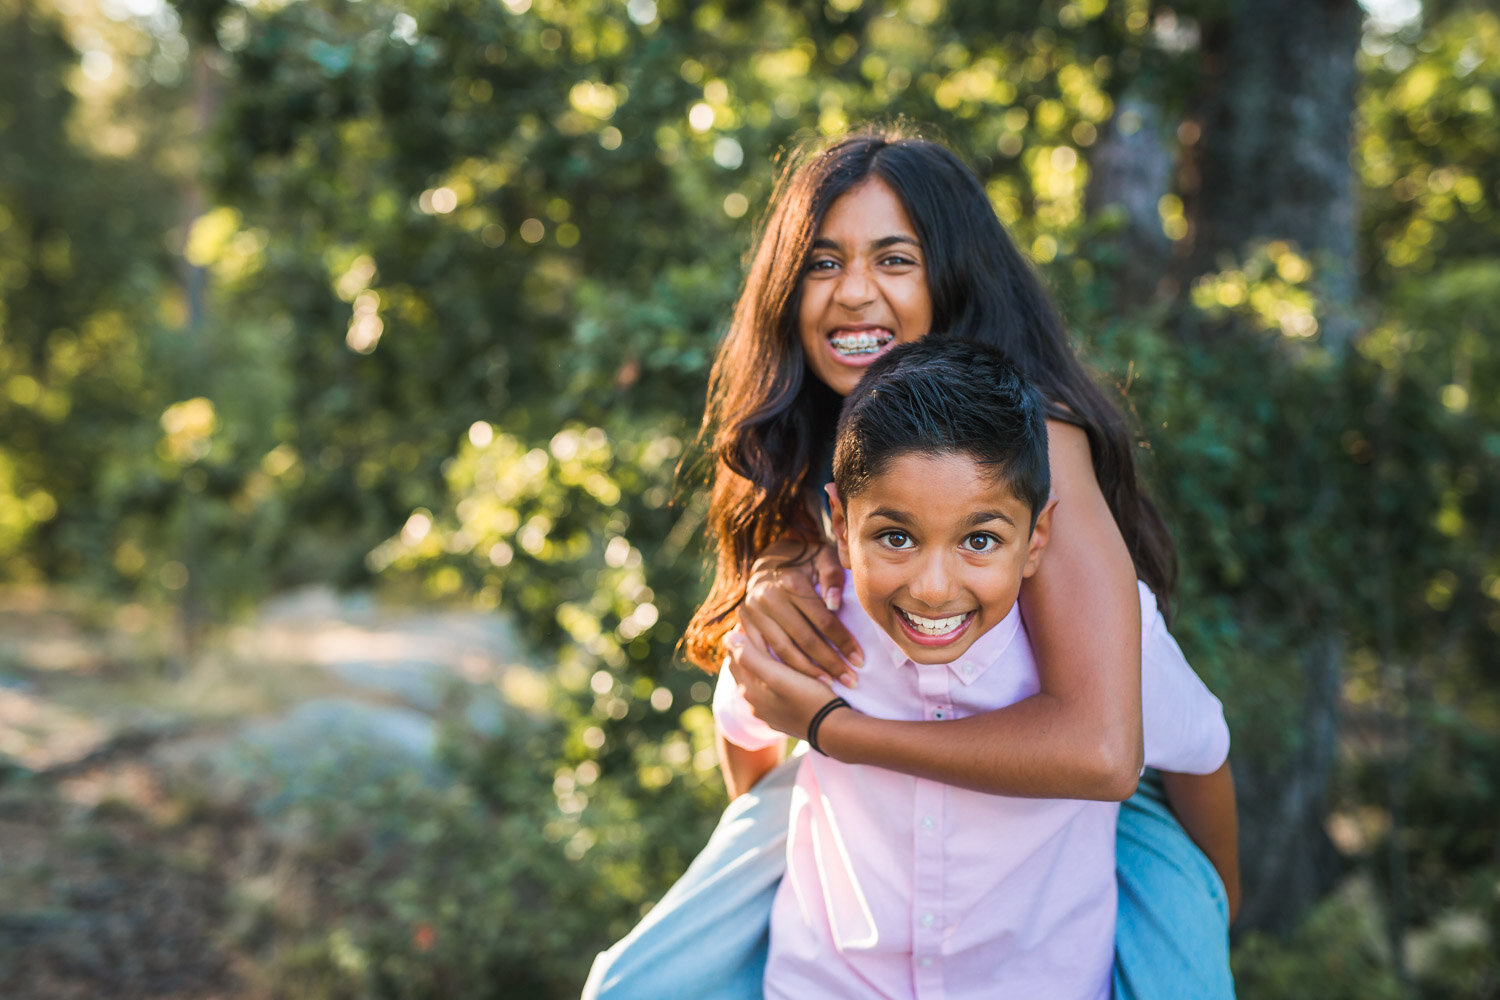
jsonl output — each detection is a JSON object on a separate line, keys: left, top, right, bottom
{"left": 806, "top": 696, "right": 850, "bottom": 756}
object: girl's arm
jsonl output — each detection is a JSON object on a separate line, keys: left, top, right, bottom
{"left": 729, "top": 419, "right": 1144, "bottom": 801}
{"left": 1161, "top": 762, "right": 1241, "bottom": 922}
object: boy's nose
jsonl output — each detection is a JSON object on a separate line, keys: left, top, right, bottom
{"left": 906, "top": 552, "right": 959, "bottom": 608}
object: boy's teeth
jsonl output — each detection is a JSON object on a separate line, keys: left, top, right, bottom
{"left": 830, "top": 330, "right": 893, "bottom": 356}
{"left": 902, "top": 610, "right": 968, "bottom": 636}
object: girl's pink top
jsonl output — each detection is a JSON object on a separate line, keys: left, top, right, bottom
{"left": 715, "top": 577, "right": 1229, "bottom": 1000}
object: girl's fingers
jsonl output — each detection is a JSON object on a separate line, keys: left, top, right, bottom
{"left": 731, "top": 637, "right": 834, "bottom": 737}
{"left": 741, "top": 539, "right": 862, "bottom": 681}
{"left": 730, "top": 636, "right": 786, "bottom": 701}
{"left": 766, "top": 628, "right": 840, "bottom": 684}
{"left": 795, "top": 598, "right": 864, "bottom": 671}
{"left": 744, "top": 584, "right": 861, "bottom": 671}
{"left": 736, "top": 618, "right": 764, "bottom": 650}
{"left": 742, "top": 600, "right": 854, "bottom": 684}
{"left": 812, "top": 544, "right": 845, "bottom": 613}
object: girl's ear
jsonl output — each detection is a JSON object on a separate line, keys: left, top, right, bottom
{"left": 826, "top": 484, "right": 854, "bottom": 569}
{"left": 1022, "top": 497, "right": 1058, "bottom": 579}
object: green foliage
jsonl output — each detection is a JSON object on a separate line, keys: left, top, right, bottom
{"left": 1358, "top": 10, "right": 1499, "bottom": 281}
{"left": 256, "top": 708, "right": 726, "bottom": 999}
{"left": 1234, "top": 866, "right": 1499, "bottom": 1000}
{"left": 1234, "top": 882, "right": 1407, "bottom": 1000}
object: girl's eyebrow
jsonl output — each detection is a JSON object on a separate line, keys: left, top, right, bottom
{"left": 810, "top": 234, "right": 922, "bottom": 251}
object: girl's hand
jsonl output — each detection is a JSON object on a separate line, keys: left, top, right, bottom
{"left": 739, "top": 538, "right": 863, "bottom": 686}
{"left": 727, "top": 627, "right": 847, "bottom": 741}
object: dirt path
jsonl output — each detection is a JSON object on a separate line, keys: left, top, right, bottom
{"left": 0, "top": 757, "right": 254, "bottom": 998}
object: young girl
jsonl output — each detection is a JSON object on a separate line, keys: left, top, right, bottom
{"left": 583, "top": 128, "right": 1236, "bottom": 999}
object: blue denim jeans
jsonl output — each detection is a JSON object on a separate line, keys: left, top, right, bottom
{"left": 582, "top": 761, "right": 1233, "bottom": 999}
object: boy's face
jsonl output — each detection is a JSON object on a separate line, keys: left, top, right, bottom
{"left": 830, "top": 451, "right": 1053, "bottom": 666}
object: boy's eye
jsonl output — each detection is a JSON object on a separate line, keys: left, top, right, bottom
{"left": 879, "top": 531, "right": 912, "bottom": 550}
{"left": 962, "top": 533, "right": 999, "bottom": 553}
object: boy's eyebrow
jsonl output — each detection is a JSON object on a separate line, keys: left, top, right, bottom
{"left": 810, "top": 234, "right": 922, "bottom": 251}
{"left": 966, "top": 509, "right": 1017, "bottom": 529}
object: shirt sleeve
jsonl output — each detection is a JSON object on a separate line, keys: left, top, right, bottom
{"left": 1138, "top": 583, "right": 1231, "bottom": 775}
{"left": 713, "top": 663, "right": 785, "bottom": 751}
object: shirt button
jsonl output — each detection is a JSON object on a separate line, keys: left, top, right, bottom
{"left": 919, "top": 957, "right": 934, "bottom": 968}
{"left": 921, "top": 913, "right": 935, "bottom": 927}
{"left": 922, "top": 815, "right": 936, "bottom": 830}
{"left": 962, "top": 664, "right": 973, "bottom": 676}
{"left": 933, "top": 709, "right": 945, "bottom": 720}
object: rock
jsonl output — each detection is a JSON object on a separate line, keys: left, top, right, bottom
{"left": 155, "top": 698, "right": 445, "bottom": 818}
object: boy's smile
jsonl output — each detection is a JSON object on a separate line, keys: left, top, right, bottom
{"left": 831, "top": 451, "right": 1053, "bottom": 666}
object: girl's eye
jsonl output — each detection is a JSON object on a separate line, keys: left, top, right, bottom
{"left": 963, "top": 533, "right": 999, "bottom": 553}
{"left": 879, "top": 253, "right": 917, "bottom": 268}
{"left": 880, "top": 531, "right": 912, "bottom": 550}
{"left": 806, "top": 257, "right": 839, "bottom": 273}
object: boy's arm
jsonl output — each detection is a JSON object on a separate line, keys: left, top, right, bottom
{"left": 716, "top": 731, "right": 785, "bottom": 800}
{"left": 1160, "top": 762, "right": 1241, "bottom": 923}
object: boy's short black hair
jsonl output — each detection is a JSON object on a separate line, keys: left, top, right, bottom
{"left": 832, "top": 339, "right": 1051, "bottom": 527}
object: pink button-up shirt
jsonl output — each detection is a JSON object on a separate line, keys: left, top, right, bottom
{"left": 715, "top": 577, "right": 1229, "bottom": 1000}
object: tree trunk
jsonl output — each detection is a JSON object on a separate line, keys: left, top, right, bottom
{"left": 1231, "top": 635, "right": 1346, "bottom": 932}
{"left": 1180, "top": 0, "right": 1365, "bottom": 352}
{"left": 173, "top": 46, "right": 222, "bottom": 665}
{"left": 1084, "top": 94, "right": 1175, "bottom": 310}
{"left": 1179, "top": 0, "right": 1364, "bottom": 932}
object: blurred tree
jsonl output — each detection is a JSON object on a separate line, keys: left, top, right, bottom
{"left": 0, "top": 0, "right": 176, "bottom": 585}
{"left": 1179, "top": 0, "right": 1362, "bottom": 932}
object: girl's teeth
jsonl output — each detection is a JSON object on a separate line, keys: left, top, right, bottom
{"left": 831, "top": 331, "right": 893, "bottom": 356}
{"left": 903, "top": 611, "right": 968, "bottom": 636}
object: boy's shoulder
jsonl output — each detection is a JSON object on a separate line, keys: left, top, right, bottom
{"left": 1135, "top": 580, "right": 1165, "bottom": 645}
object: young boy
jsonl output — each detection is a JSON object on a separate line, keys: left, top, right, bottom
{"left": 714, "top": 339, "right": 1236, "bottom": 999}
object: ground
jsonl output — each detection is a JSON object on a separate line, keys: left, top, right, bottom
{"left": 0, "top": 586, "right": 523, "bottom": 999}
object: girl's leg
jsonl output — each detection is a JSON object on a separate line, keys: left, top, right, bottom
{"left": 1114, "top": 769, "right": 1236, "bottom": 1000}
{"left": 581, "top": 755, "right": 797, "bottom": 1000}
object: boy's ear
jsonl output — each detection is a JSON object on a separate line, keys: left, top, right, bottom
{"left": 826, "top": 484, "right": 853, "bottom": 569}
{"left": 1022, "top": 497, "right": 1058, "bottom": 579}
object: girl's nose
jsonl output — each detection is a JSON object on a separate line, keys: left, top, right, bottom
{"left": 833, "top": 263, "right": 876, "bottom": 310}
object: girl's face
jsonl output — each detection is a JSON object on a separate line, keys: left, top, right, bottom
{"left": 797, "top": 177, "right": 933, "bottom": 397}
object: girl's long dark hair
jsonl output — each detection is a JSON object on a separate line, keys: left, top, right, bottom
{"left": 681, "top": 125, "right": 1176, "bottom": 671}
